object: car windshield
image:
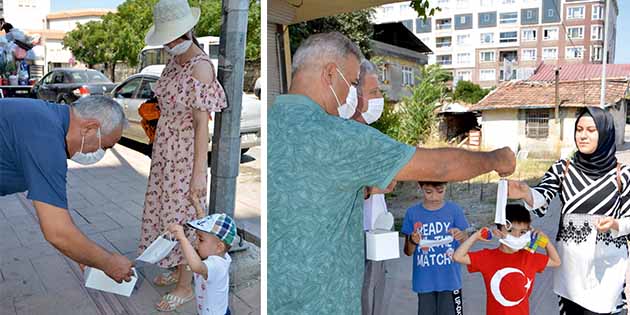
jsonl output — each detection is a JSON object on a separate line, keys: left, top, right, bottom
{"left": 70, "top": 71, "right": 111, "bottom": 83}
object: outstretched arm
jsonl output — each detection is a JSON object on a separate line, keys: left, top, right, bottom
{"left": 395, "top": 147, "right": 515, "bottom": 182}
{"left": 168, "top": 224, "right": 208, "bottom": 280}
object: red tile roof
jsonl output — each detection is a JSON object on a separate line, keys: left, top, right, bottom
{"left": 470, "top": 79, "right": 630, "bottom": 111}
{"left": 528, "top": 63, "right": 630, "bottom": 82}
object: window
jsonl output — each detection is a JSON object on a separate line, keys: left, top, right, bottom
{"left": 499, "top": 12, "right": 518, "bottom": 24}
{"left": 400, "top": 3, "right": 410, "bottom": 12}
{"left": 522, "top": 48, "right": 537, "bottom": 61}
{"left": 502, "top": 0, "right": 515, "bottom": 4}
{"left": 480, "top": 51, "right": 496, "bottom": 62}
{"left": 592, "top": 25, "right": 603, "bottom": 40}
{"left": 138, "top": 79, "right": 157, "bottom": 99}
{"left": 591, "top": 45, "right": 603, "bottom": 61}
{"left": 480, "top": 0, "right": 493, "bottom": 7}
{"left": 522, "top": 29, "right": 536, "bottom": 41}
{"left": 457, "top": 53, "right": 471, "bottom": 64}
{"left": 436, "top": 18, "right": 452, "bottom": 30}
{"left": 567, "top": 6, "right": 585, "bottom": 19}
{"left": 116, "top": 78, "right": 142, "bottom": 98}
{"left": 382, "top": 6, "right": 393, "bottom": 14}
{"left": 402, "top": 20, "right": 413, "bottom": 31}
{"left": 566, "top": 46, "right": 584, "bottom": 59}
{"left": 526, "top": 110, "right": 550, "bottom": 139}
{"left": 592, "top": 5, "right": 604, "bottom": 20}
{"left": 455, "top": 71, "right": 472, "bottom": 82}
{"left": 379, "top": 65, "right": 389, "bottom": 83}
{"left": 547, "top": 9, "right": 554, "bottom": 17}
{"left": 479, "top": 69, "right": 496, "bottom": 81}
{"left": 437, "top": 55, "right": 452, "bottom": 65}
{"left": 402, "top": 66, "right": 414, "bottom": 86}
{"left": 542, "top": 47, "right": 558, "bottom": 59}
{"left": 457, "top": 34, "right": 471, "bottom": 45}
{"left": 457, "top": 0, "right": 467, "bottom": 7}
{"left": 527, "top": 10, "right": 533, "bottom": 19}
{"left": 481, "top": 32, "right": 494, "bottom": 44}
{"left": 567, "top": 26, "right": 584, "bottom": 39}
{"left": 499, "top": 31, "right": 517, "bottom": 43}
{"left": 543, "top": 28, "right": 558, "bottom": 40}
{"left": 436, "top": 36, "right": 452, "bottom": 48}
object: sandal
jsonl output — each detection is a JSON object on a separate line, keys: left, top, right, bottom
{"left": 156, "top": 292, "right": 194, "bottom": 312}
{"left": 153, "top": 271, "right": 178, "bottom": 286}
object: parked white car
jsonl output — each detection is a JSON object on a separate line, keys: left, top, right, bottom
{"left": 112, "top": 71, "right": 260, "bottom": 155}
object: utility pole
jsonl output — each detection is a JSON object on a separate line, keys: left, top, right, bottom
{"left": 209, "top": 0, "right": 249, "bottom": 217}
{"left": 600, "top": 0, "right": 611, "bottom": 107}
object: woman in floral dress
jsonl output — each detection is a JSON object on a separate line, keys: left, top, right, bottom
{"left": 139, "top": 0, "right": 226, "bottom": 311}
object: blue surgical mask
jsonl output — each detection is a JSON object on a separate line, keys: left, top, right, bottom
{"left": 71, "top": 128, "right": 106, "bottom": 165}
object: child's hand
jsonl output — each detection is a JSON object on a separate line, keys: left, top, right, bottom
{"left": 411, "top": 230, "right": 421, "bottom": 244}
{"left": 448, "top": 228, "right": 466, "bottom": 242}
{"left": 475, "top": 228, "right": 494, "bottom": 242}
{"left": 531, "top": 229, "right": 548, "bottom": 240}
{"left": 596, "top": 217, "right": 619, "bottom": 233}
{"left": 167, "top": 224, "right": 186, "bottom": 240}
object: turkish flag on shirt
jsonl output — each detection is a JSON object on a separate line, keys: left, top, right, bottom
{"left": 468, "top": 248, "right": 549, "bottom": 315}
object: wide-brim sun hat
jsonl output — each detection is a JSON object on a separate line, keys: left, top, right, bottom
{"left": 145, "top": 0, "right": 200, "bottom": 46}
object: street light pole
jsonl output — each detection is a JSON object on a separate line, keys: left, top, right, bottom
{"left": 209, "top": 0, "right": 249, "bottom": 217}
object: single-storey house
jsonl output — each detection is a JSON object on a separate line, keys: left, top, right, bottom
{"left": 470, "top": 63, "right": 630, "bottom": 158}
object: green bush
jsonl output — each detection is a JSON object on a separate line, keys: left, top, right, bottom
{"left": 453, "top": 80, "right": 490, "bottom": 104}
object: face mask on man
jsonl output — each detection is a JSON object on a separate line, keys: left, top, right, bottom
{"left": 362, "top": 97, "right": 384, "bottom": 124}
{"left": 499, "top": 230, "right": 532, "bottom": 250}
{"left": 71, "top": 128, "right": 106, "bottom": 165}
{"left": 164, "top": 39, "right": 193, "bottom": 55}
{"left": 328, "top": 67, "right": 358, "bottom": 119}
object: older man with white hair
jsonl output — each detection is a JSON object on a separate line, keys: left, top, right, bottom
{"left": 0, "top": 95, "right": 134, "bottom": 283}
{"left": 268, "top": 32, "right": 516, "bottom": 314}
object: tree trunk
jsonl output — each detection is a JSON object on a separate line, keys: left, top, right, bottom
{"left": 111, "top": 62, "right": 116, "bottom": 82}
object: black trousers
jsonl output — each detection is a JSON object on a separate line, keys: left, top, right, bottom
{"left": 559, "top": 296, "right": 617, "bottom": 315}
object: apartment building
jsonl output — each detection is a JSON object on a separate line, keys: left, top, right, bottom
{"left": 373, "top": 0, "right": 618, "bottom": 88}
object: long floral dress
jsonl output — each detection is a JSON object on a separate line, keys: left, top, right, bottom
{"left": 138, "top": 54, "right": 226, "bottom": 268}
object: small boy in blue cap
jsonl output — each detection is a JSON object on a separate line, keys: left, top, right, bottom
{"left": 168, "top": 213, "right": 236, "bottom": 315}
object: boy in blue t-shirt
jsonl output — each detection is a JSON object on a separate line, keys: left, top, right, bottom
{"left": 401, "top": 181, "right": 469, "bottom": 315}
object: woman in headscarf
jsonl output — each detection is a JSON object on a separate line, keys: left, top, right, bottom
{"left": 508, "top": 107, "right": 630, "bottom": 314}
{"left": 138, "top": 0, "right": 226, "bottom": 311}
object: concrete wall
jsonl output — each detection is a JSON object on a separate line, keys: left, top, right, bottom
{"left": 48, "top": 16, "right": 101, "bottom": 32}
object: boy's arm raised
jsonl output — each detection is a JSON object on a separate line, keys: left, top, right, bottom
{"left": 168, "top": 224, "right": 208, "bottom": 279}
{"left": 536, "top": 230, "right": 561, "bottom": 268}
{"left": 453, "top": 229, "right": 484, "bottom": 265}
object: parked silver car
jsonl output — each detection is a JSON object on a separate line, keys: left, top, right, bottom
{"left": 111, "top": 73, "right": 260, "bottom": 154}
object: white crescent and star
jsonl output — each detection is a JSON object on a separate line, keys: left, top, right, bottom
{"left": 490, "top": 267, "right": 532, "bottom": 307}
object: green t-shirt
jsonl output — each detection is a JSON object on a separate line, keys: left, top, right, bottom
{"left": 268, "top": 94, "right": 416, "bottom": 314}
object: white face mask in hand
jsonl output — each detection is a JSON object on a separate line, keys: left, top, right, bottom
{"left": 499, "top": 231, "right": 532, "bottom": 250}
{"left": 71, "top": 128, "right": 106, "bottom": 165}
{"left": 329, "top": 67, "right": 358, "bottom": 119}
{"left": 362, "top": 98, "right": 384, "bottom": 124}
{"left": 164, "top": 40, "right": 192, "bottom": 55}
{"left": 136, "top": 232, "right": 178, "bottom": 264}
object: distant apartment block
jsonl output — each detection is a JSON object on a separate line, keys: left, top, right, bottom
{"left": 373, "top": 0, "right": 618, "bottom": 88}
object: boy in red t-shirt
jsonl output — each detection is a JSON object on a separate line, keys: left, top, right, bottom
{"left": 453, "top": 204, "right": 561, "bottom": 315}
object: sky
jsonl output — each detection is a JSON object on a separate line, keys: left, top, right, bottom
{"left": 52, "top": 0, "right": 629, "bottom": 63}
{"left": 51, "top": 0, "right": 125, "bottom": 12}
{"left": 615, "top": 0, "right": 630, "bottom": 64}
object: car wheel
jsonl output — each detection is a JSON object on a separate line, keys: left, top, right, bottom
{"left": 241, "top": 148, "right": 249, "bottom": 156}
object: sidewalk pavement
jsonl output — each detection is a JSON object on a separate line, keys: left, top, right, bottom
{"left": 383, "top": 149, "right": 630, "bottom": 314}
{"left": 0, "top": 144, "right": 260, "bottom": 315}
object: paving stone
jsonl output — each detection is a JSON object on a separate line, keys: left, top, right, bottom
{"left": 14, "top": 290, "right": 100, "bottom": 315}
{"left": 31, "top": 254, "right": 82, "bottom": 292}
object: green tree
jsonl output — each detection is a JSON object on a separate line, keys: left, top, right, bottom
{"left": 397, "top": 64, "right": 451, "bottom": 145}
{"left": 289, "top": 9, "right": 375, "bottom": 58}
{"left": 453, "top": 80, "right": 490, "bottom": 104}
{"left": 62, "top": 21, "right": 110, "bottom": 68}
{"left": 409, "top": 0, "right": 441, "bottom": 19}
